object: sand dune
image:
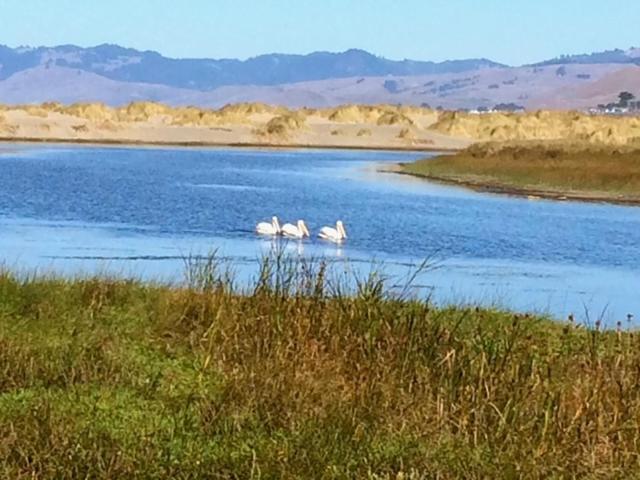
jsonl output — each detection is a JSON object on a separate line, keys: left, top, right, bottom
{"left": 0, "top": 102, "right": 469, "bottom": 150}
{"left": 429, "top": 110, "right": 640, "bottom": 145}
{"left": 531, "top": 66, "right": 640, "bottom": 109}
{"left": 1, "top": 102, "right": 638, "bottom": 150}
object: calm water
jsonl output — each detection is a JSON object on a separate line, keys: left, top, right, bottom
{"left": 1, "top": 144, "right": 638, "bottom": 324}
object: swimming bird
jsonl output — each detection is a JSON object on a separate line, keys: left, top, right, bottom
{"left": 256, "top": 216, "right": 281, "bottom": 236}
{"left": 281, "top": 219, "right": 310, "bottom": 239}
{"left": 319, "top": 220, "right": 347, "bottom": 243}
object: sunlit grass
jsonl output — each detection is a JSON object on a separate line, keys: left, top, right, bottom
{"left": 403, "top": 141, "right": 640, "bottom": 200}
{"left": 0, "top": 253, "right": 638, "bottom": 478}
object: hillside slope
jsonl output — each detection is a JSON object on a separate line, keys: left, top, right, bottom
{"left": 0, "top": 63, "right": 635, "bottom": 110}
{"left": 0, "top": 44, "right": 502, "bottom": 89}
{"left": 0, "top": 44, "right": 638, "bottom": 109}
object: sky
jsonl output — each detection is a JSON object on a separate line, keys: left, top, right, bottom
{"left": 1, "top": 0, "right": 639, "bottom": 65}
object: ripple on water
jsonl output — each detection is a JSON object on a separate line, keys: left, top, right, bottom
{"left": 0, "top": 144, "right": 638, "bottom": 324}
{"left": 181, "top": 182, "right": 278, "bottom": 192}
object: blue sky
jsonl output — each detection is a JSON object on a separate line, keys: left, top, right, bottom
{"left": 1, "top": 0, "right": 638, "bottom": 65}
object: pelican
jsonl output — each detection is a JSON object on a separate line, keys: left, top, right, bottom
{"left": 256, "top": 216, "right": 281, "bottom": 236}
{"left": 319, "top": 220, "right": 347, "bottom": 243}
{"left": 281, "top": 220, "right": 310, "bottom": 239}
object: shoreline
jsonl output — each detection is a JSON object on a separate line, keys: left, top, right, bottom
{"left": 386, "top": 164, "right": 640, "bottom": 207}
{"left": 0, "top": 135, "right": 462, "bottom": 153}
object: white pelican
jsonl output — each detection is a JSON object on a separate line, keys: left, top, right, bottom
{"left": 256, "top": 216, "right": 281, "bottom": 236}
{"left": 318, "top": 220, "right": 347, "bottom": 243}
{"left": 281, "top": 220, "right": 310, "bottom": 239}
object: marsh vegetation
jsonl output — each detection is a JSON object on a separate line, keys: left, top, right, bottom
{"left": 0, "top": 253, "right": 639, "bottom": 478}
{"left": 403, "top": 141, "right": 640, "bottom": 204}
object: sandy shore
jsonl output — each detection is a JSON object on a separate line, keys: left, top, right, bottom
{"left": 0, "top": 103, "right": 471, "bottom": 151}
{"left": 3, "top": 102, "right": 639, "bottom": 151}
{"left": 0, "top": 135, "right": 460, "bottom": 152}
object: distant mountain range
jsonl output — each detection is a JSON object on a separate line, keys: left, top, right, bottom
{"left": 0, "top": 44, "right": 638, "bottom": 110}
{"left": 0, "top": 44, "right": 503, "bottom": 90}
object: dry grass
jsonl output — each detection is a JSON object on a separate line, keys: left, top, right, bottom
{"left": 398, "top": 127, "right": 415, "bottom": 140}
{"left": 326, "top": 105, "right": 421, "bottom": 125}
{"left": 64, "top": 103, "right": 117, "bottom": 122}
{"left": 116, "top": 102, "right": 172, "bottom": 122}
{"left": 20, "top": 105, "right": 50, "bottom": 118}
{"left": 404, "top": 141, "right": 640, "bottom": 200}
{"left": 377, "top": 111, "right": 415, "bottom": 127}
{"left": 430, "top": 111, "right": 640, "bottom": 146}
{"left": 0, "top": 253, "right": 639, "bottom": 478}
{"left": 257, "top": 113, "right": 306, "bottom": 137}
{"left": 219, "top": 102, "right": 289, "bottom": 116}
{"left": 71, "top": 124, "right": 89, "bottom": 133}
{"left": 327, "top": 105, "right": 383, "bottom": 123}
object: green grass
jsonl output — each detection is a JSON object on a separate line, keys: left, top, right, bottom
{"left": 0, "top": 254, "right": 639, "bottom": 478}
{"left": 403, "top": 142, "right": 640, "bottom": 202}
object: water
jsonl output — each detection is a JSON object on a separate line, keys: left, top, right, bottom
{"left": 1, "top": 144, "right": 638, "bottom": 324}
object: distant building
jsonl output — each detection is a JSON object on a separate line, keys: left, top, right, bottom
{"left": 591, "top": 91, "right": 639, "bottom": 115}
{"left": 492, "top": 103, "right": 526, "bottom": 113}
{"left": 469, "top": 107, "right": 494, "bottom": 115}
{"left": 590, "top": 105, "right": 633, "bottom": 116}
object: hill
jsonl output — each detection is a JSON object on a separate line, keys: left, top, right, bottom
{"left": 533, "top": 47, "right": 640, "bottom": 66}
{"left": 0, "top": 44, "right": 502, "bottom": 90}
{"left": 0, "top": 44, "right": 639, "bottom": 110}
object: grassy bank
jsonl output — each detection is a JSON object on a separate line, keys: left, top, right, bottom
{"left": 402, "top": 142, "right": 640, "bottom": 205}
{"left": 0, "top": 255, "right": 639, "bottom": 478}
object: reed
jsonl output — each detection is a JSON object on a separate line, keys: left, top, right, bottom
{"left": 0, "top": 254, "right": 638, "bottom": 478}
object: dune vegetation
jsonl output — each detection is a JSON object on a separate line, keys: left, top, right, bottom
{"left": 327, "top": 105, "right": 389, "bottom": 123}
{"left": 256, "top": 112, "right": 307, "bottom": 138}
{"left": 403, "top": 141, "right": 640, "bottom": 204}
{"left": 0, "top": 101, "right": 430, "bottom": 128}
{"left": 429, "top": 110, "right": 640, "bottom": 146}
{"left": 2, "top": 101, "right": 640, "bottom": 151}
{"left": 0, "top": 101, "right": 456, "bottom": 150}
{"left": 0, "top": 253, "right": 639, "bottom": 478}
{"left": 376, "top": 111, "right": 414, "bottom": 127}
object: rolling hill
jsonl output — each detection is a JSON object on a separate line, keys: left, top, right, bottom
{"left": 0, "top": 44, "right": 638, "bottom": 110}
{"left": 0, "top": 44, "right": 502, "bottom": 89}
